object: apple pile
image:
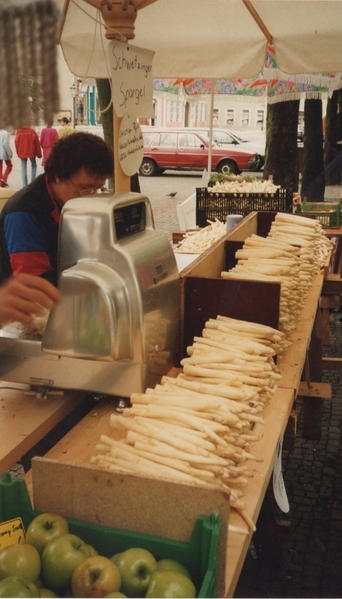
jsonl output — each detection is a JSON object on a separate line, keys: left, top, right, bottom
{"left": 0, "top": 513, "right": 197, "bottom": 598}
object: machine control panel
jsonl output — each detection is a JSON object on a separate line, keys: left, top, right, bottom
{"left": 114, "top": 201, "right": 146, "bottom": 240}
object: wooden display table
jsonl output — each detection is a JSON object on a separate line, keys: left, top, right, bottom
{"left": 0, "top": 382, "right": 87, "bottom": 476}
{"left": 18, "top": 211, "right": 331, "bottom": 596}
{"left": 26, "top": 385, "right": 295, "bottom": 598}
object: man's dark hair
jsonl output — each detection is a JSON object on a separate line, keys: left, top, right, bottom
{"left": 45, "top": 132, "right": 114, "bottom": 181}
{"left": 61, "top": 117, "right": 69, "bottom": 124}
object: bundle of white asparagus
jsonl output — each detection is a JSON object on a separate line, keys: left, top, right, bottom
{"left": 175, "top": 219, "right": 226, "bottom": 253}
{"left": 209, "top": 178, "right": 280, "bottom": 195}
{"left": 221, "top": 213, "right": 334, "bottom": 338}
{"left": 91, "top": 314, "right": 287, "bottom": 533}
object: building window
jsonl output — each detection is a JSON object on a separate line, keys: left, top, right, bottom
{"left": 213, "top": 108, "right": 219, "bottom": 124}
{"left": 226, "top": 109, "right": 235, "bottom": 126}
{"left": 241, "top": 109, "right": 250, "bottom": 126}
{"left": 256, "top": 109, "right": 265, "bottom": 129}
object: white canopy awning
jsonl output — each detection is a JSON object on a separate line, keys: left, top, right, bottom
{"left": 59, "top": 0, "right": 342, "bottom": 80}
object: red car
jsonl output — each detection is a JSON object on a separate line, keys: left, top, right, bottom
{"left": 139, "top": 128, "right": 262, "bottom": 176}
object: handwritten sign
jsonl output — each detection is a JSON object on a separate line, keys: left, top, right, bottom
{"left": 109, "top": 41, "right": 155, "bottom": 118}
{"left": 0, "top": 518, "right": 25, "bottom": 549}
{"left": 119, "top": 116, "right": 144, "bottom": 176}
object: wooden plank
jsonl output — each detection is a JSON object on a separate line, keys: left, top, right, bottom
{"left": 322, "top": 275, "right": 342, "bottom": 295}
{"left": 0, "top": 382, "right": 87, "bottom": 475}
{"left": 298, "top": 382, "right": 332, "bottom": 398}
{"left": 322, "top": 356, "right": 342, "bottom": 370}
{"left": 182, "top": 278, "right": 281, "bottom": 358}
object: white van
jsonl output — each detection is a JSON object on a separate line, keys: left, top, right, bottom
{"left": 190, "top": 127, "right": 265, "bottom": 169}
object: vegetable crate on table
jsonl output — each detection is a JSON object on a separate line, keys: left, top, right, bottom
{"left": 196, "top": 187, "right": 292, "bottom": 227}
{"left": 296, "top": 199, "right": 342, "bottom": 228}
{"left": 0, "top": 472, "right": 222, "bottom": 598}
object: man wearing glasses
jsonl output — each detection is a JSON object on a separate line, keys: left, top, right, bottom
{"left": 0, "top": 132, "right": 114, "bottom": 287}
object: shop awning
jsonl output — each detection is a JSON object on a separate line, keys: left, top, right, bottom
{"left": 59, "top": 0, "right": 342, "bottom": 80}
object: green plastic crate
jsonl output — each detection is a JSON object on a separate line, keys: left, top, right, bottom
{"left": 0, "top": 472, "right": 221, "bottom": 598}
{"left": 296, "top": 199, "right": 341, "bottom": 228}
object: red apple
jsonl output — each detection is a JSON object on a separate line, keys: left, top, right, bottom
{"left": 71, "top": 555, "right": 121, "bottom": 598}
{"left": 0, "top": 575, "right": 39, "bottom": 598}
{"left": 41, "top": 533, "right": 91, "bottom": 590}
{"left": 115, "top": 547, "right": 157, "bottom": 597}
{"left": 25, "top": 513, "right": 69, "bottom": 556}
{"left": 0, "top": 543, "right": 40, "bottom": 583}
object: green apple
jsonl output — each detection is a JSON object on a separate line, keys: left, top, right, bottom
{"left": 0, "top": 575, "right": 40, "bottom": 598}
{"left": 26, "top": 513, "right": 69, "bottom": 556}
{"left": 41, "top": 533, "right": 91, "bottom": 590}
{"left": 115, "top": 548, "right": 157, "bottom": 597}
{"left": 0, "top": 543, "right": 40, "bottom": 583}
{"left": 146, "top": 570, "right": 196, "bottom": 598}
{"left": 109, "top": 553, "right": 122, "bottom": 565}
{"left": 71, "top": 555, "right": 121, "bottom": 598}
{"left": 157, "top": 559, "right": 192, "bottom": 579}
{"left": 85, "top": 544, "right": 98, "bottom": 556}
{"left": 39, "top": 588, "right": 59, "bottom": 597}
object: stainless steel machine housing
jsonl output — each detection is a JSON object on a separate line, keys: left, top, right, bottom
{"left": 0, "top": 192, "right": 180, "bottom": 397}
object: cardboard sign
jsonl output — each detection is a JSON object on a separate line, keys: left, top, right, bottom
{"left": 0, "top": 518, "right": 25, "bottom": 549}
{"left": 108, "top": 40, "right": 155, "bottom": 118}
{"left": 119, "top": 116, "right": 144, "bottom": 176}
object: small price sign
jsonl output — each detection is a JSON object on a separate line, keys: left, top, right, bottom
{"left": 0, "top": 518, "right": 25, "bottom": 550}
{"left": 119, "top": 116, "right": 144, "bottom": 176}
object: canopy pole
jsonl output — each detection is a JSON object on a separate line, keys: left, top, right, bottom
{"left": 242, "top": 0, "right": 273, "bottom": 44}
{"left": 207, "top": 81, "right": 215, "bottom": 179}
{"left": 114, "top": 110, "right": 130, "bottom": 193}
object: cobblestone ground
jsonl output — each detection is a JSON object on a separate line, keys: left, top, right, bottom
{"left": 235, "top": 311, "right": 342, "bottom": 598}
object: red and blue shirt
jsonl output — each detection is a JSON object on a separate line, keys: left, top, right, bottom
{"left": 0, "top": 174, "right": 61, "bottom": 286}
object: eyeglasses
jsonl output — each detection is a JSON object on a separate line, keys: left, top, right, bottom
{"left": 69, "top": 178, "right": 100, "bottom": 196}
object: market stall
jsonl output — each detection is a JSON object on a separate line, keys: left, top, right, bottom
{"left": 19, "top": 210, "right": 332, "bottom": 597}
{"left": 1, "top": 2, "right": 342, "bottom": 597}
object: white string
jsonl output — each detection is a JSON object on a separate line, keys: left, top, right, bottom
{"left": 69, "top": 0, "right": 128, "bottom": 114}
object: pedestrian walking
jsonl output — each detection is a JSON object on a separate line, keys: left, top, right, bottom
{"left": 0, "top": 128, "right": 13, "bottom": 188}
{"left": 15, "top": 126, "right": 42, "bottom": 187}
{"left": 58, "top": 117, "right": 75, "bottom": 139}
{"left": 40, "top": 121, "right": 58, "bottom": 167}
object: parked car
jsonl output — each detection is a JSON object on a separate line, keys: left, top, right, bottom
{"left": 139, "top": 127, "right": 263, "bottom": 176}
{"left": 187, "top": 127, "right": 265, "bottom": 169}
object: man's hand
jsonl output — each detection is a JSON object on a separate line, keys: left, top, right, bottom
{"left": 0, "top": 274, "right": 61, "bottom": 325}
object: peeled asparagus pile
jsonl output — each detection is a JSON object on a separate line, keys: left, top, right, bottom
{"left": 175, "top": 219, "right": 226, "bottom": 253}
{"left": 209, "top": 178, "right": 280, "bottom": 194}
{"left": 91, "top": 315, "right": 286, "bottom": 533}
{"left": 221, "top": 213, "right": 334, "bottom": 337}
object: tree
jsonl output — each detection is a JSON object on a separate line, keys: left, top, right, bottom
{"left": 324, "top": 90, "right": 342, "bottom": 186}
{"left": 96, "top": 78, "right": 140, "bottom": 192}
{"left": 263, "top": 100, "right": 299, "bottom": 192}
{"left": 301, "top": 99, "right": 325, "bottom": 201}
